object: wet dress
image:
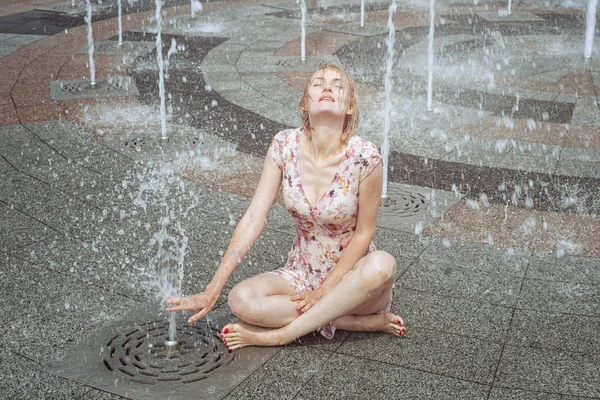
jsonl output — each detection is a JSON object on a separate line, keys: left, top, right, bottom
{"left": 270, "top": 128, "right": 391, "bottom": 339}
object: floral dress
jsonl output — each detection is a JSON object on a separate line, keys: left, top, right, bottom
{"left": 270, "top": 128, "right": 390, "bottom": 339}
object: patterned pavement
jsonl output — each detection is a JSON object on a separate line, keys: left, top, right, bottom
{"left": 0, "top": 0, "right": 599, "bottom": 399}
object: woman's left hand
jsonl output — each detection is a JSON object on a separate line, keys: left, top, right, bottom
{"left": 291, "top": 288, "right": 326, "bottom": 313}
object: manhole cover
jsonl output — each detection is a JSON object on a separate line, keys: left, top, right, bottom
{"left": 80, "top": 40, "right": 156, "bottom": 56}
{"left": 379, "top": 189, "right": 427, "bottom": 217}
{"left": 267, "top": 55, "right": 342, "bottom": 72}
{"left": 47, "top": 307, "right": 280, "bottom": 400}
{"left": 123, "top": 136, "right": 203, "bottom": 151}
{"left": 102, "top": 319, "right": 234, "bottom": 385}
{"left": 50, "top": 77, "right": 140, "bottom": 100}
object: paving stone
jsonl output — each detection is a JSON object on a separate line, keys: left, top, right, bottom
{"left": 339, "top": 325, "right": 502, "bottom": 384}
{"left": 0, "top": 347, "right": 91, "bottom": 400}
{"left": 496, "top": 344, "right": 600, "bottom": 398}
{"left": 394, "top": 287, "right": 513, "bottom": 343}
{"left": 399, "top": 257, "right": 523, "bottom": 307}
{"left": 526, "top": 253, "right": 600, "bottom": 285}
{"left": 0, "top": 206, "right": 55, "bottom": 252}
{"left": 294, "top": 352, "right": 489, "bottom": 399}
{"left": 518, "top": 276, "right": 600, "bottom": 316}
{"left": 224, "top": 346, "right": 331, "bottom": 400}
{"left": 0, "top": 269, "right": 140, "bottom": 364}
{"left": 508, "top": 308, "right": 600, "bottom": 355}
{"left": 487, "top": 388, "right": 575, "bottom": 400}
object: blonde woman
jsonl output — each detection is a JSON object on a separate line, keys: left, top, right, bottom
{"left": 166, "top": 64, "right": 405, "bottom": 350}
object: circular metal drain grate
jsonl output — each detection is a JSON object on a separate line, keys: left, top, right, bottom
{"left": 102, "top": 320, "right": 234, "bottom": 385}
{"left": 123, "top": 136, "right": 203, "bottom": 151}
{"left": 379, "top": 189, "right": 427, "bottom": 217}
{"left": 60, "top": 79, "right": 133, "bottom": 95}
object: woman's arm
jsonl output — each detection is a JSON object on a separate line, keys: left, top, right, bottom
{"left": 292, "top": 162, "right": 383, "bottom": 312}
{"left": 166, "top": 144, "right": 283, "bottom": 322}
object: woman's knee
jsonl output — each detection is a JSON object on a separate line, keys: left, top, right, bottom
{"left": 359, "top": 251, "right": 396, "bottom": 289}
{"left": 228, "top": 283, "right": 257, "bottom": 318}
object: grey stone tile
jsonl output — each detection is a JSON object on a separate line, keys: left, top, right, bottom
{"left": 224, "top": 346, "right": 331, "bottom": 400}
{"left": 294, "top": 352, "right": 489, "bottom": 399}
{"left": 508, "top": 308, "right": 600, "bottom": 354}
{"left": 497, "top": 153, "right": 559, "bottom": 174}
{"left": 421, "top": 237, "right": 529, "bottom": 277}
{"left": 555, "top": 158, "right": 600, "bottom": 178}
{"left": 339, "top": 325, "right": 502, "bottom": 384}
{"left": 399, "top": 257, "right": 523, "bottom": 307}
{"left": 24, "top": 120, "right": 86, "bottom": 141}
{"left": 526, "top": 253, "right": 600, "bottom": 285}
{"left": 496, "top": 344, "right": 600, "bottom": 398}
{"left": 73, "top": 145, "right": 139, "bottom": 179}
{"left": 395, "top": 288, "right": 512, "bottom": 343}
{"left": 0, "top": 154, "right": 15, "bottom": 173}
{"left": 0, "top": 206, "right": 55, "bottom": 252}
{"left": 1, "top": 140, "right": 65, "bottom": 170}
{"left": 374, "top": 228, "right": 430, "bottom": 257}
{"left": 24, "top": 159, "right": 116, "bottom": 208}
{"left": 0, "top": 270, "right": 140, "bottom": 364}
{"left": 0, "top": 347, "right": 91, "bottom": 400}
{"left": 78, "top": 389, "right": 127, "bottom": 399}
{"left": 518, "top": 277, "right": 600, "bottom": 315}
{"left": 571, "top": 96, "right": 600, "bottom": 126}
{"left": 488, "top": 388, "right": 570, "bottom": 399}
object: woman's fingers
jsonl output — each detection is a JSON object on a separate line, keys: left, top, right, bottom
{"left": 188, "top": 310, "right": 206, "bottom": 324}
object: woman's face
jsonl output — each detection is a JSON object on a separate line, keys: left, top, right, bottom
{"left": 306, "top": 68, "right": 352, "bottom": 120}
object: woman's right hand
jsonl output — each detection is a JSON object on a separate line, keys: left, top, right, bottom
{"left": 164, "top": 292, "right": 218, "bottom": 324}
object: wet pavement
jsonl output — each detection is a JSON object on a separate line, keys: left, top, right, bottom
{"left": 0, "top": 0, "right": 599, "bottom": 399}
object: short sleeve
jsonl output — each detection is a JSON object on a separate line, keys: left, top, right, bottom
{"left": 270, "top": 130, "right": 287, "bottom": 169}
{"left": 359, "top": 140, "right": 383, "bottom": 182}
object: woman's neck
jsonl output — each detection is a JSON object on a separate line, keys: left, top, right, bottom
{"left": 305, "top": 120, "right": 346, "bottom": 160}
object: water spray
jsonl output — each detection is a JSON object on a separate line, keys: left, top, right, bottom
{"left": 118, "top": 0, "right": 123, "bottom": 47}
{"left": 300, "top": 0, "right": 307, "bottom": 62}
{"left": 427, "top": 0, "right": 435, "bottom": 111}
{"left": 584, "top": 0, "right": 597, "bottom": 61}
{"left": 155, "top": 0, "right": 168, "bottom": 140}
{"left": 360, "top": 0, "right": 365, "bottom": 28}
{"left": 381, "top": 0, "right": 397, "bottom": 204}
{"left": 85, "top": 0, "right": 96, "bottom": 89}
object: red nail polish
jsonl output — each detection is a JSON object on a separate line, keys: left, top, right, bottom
{"left": 220, "top": 334, "right": 223, "bottom": 338}
{"left": 224, "top": 328, "right": 229, "bottom": 334}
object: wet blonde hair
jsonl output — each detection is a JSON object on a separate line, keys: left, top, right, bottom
{"left": 298, "top": 63, "right": 360, "bottom": 144}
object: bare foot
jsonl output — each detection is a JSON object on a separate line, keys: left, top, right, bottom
{"left": 336, "top": 312, "right": 406, "bottom": 337}
{"left": 220, "top": 322, "right": 283, "bottom": 350}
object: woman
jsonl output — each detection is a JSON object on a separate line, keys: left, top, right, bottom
{"left": 166, "top": 63, "right": 405, "bottom": 350}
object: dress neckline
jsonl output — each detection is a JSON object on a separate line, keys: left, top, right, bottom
{"left": 295, "top": 128, "right": 352, "bottom": 207}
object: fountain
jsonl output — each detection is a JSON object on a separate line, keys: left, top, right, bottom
{"left": 427, "top": 0, "right": 435, "bottom": 111}
{"left": 360, "top": 0, "right": 365, "bottom": 28}
{"left": 118, "top": 0, "right": 123, "bottom": 47}
{"left": 584, "top": 0, "right": 597, "bottom": 61}
{"left": 381, "top": 0, "right": 397, "bottom": 204}
{"left": 155, "top": 0, "right": 169, "bottom": 140}
{"left": 300, "top": 0, "right": 307, "bottom": 62}
{"left": 85, "top": 0, "right": 96, "bottom": 88}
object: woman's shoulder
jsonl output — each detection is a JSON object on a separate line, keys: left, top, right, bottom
{"left": 349, "top": 135, "right": 381, "bottom": 157}
{"left": 273, "top": 128, "right": 301, "bottom": 143}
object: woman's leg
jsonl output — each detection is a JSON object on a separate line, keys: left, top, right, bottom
{"left": 227, "top": 272, "right": 301, "bottom": 328}
{"left": 222, "top": 251, "right": 403, "bottom": 349}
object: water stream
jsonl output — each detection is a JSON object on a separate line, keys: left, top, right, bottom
{"left": 381, "top": 0, "right": 397, "bottom": 199}
{"left": 584, "top": 0, "right": 597, "bottom": 59}
{"left": 155, "top": 0, "right": 168, "bottom": 139}
{"left": 85, "top": 0, "right": 95, "bottom": 87}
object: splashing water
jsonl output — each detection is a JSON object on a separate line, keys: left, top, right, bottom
{"left": 300, "top": 0, "right": 307, "bottom": 61}
{"left": 191, "top": 0, "right": 203, "bottom": 18}
{"left": 85, "top": 0, "right": 95, "bottom": 86}
{"left": 155, "top": 0, "right": 168, "bottom": 139}
{"left": 381, "top": 0, "right": 397, "bottom": 198}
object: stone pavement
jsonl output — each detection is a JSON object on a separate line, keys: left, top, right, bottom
{"left": 1, "top": 0, "right": 599, "bottom": 399}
